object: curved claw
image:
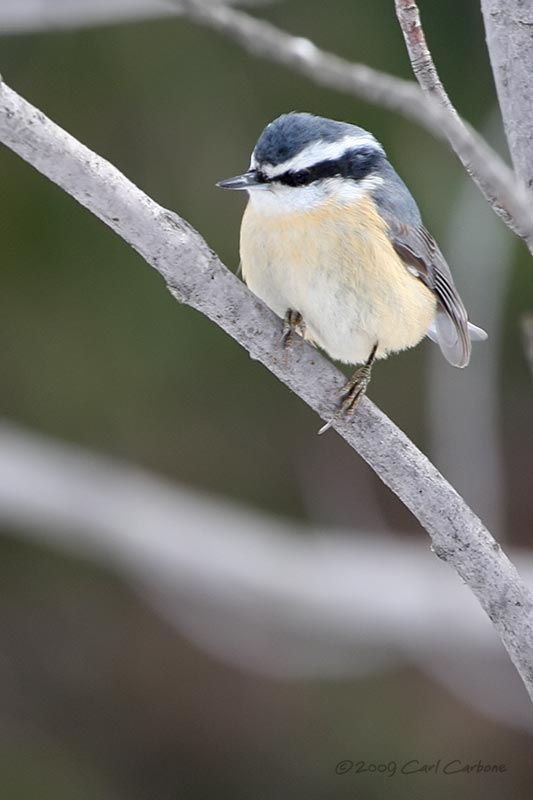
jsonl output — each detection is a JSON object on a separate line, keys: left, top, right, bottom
{"left": 318, "top": 418, "right": 335, "bottom": 435}
{"left": 317, "top": 342, "right": 378, "bottom": 435}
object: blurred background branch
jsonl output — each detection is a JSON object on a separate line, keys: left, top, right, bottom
{"left": 0, "top": 0, "right": 277, "bottom": 34}
{"left": 1, "top": 419, "right": 532, "bottom": 730}
{"left": 174, "top": 0, "right": 533, "bottom": 248}
{"left": 0, "top": 420, "right": 501, "bottom": 666}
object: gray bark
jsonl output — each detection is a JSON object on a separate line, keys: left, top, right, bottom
{"left": 0, "top": 0, "right": 274, "bottom": 34}
{"left": 481, "top": 0, "right": 533, "bottom": 192}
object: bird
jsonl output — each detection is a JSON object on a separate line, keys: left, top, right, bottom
{"left": 217, "top": 112, "right": 487, "bottom": 432}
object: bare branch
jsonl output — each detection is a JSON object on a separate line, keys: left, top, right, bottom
{"left": 481, "top": 0, "right": 533, "bottom": 192}
{"left": 0, "top": 420, "right": 524, "bottom": 679}
{"left": 1, "top": 80, "right": 533, "bottom": 701}
{"left": 394, "top": 0, "right": 529, "bottom": 245}
{"left": 0, "top": 0, "right": 276, "bottom": 34}
{"left": 394, "top": 0, "right": 456, "bottom": 111}
{"left": 176, "top": 0, "right": 533, "bottom": 250}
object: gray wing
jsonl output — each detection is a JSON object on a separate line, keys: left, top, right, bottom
{"left": 372, "top": 164, "right": 481, "bottom": 367}
{"left": 387, "top": 217, "right": 472, "bottom": 367}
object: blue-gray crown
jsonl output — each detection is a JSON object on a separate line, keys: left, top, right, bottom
{"left": 253, "top": 112, "right": 370, "bottom": 166}
{"left": 254, "top": 112, "right": 383, "bottom": 166}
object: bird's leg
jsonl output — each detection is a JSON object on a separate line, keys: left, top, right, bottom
{"left": 318, "top": 342, "right": 379, "bottom": 435}
{"left": 339, "top": 341, "right": 379, "bottom": 414}
{"left": 282, "top": 309, "right": 306, "bottom": 349}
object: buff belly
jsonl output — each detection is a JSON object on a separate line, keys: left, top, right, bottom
{"left": 240, "top": 195, "right": 437, "bottom": 365}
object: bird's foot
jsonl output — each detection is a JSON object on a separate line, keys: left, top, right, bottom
{"left": 318, "top": 342, "right": 379, "bottom": 435}
{"left": 282, "top": 309, "right": 306, "bottom": 350}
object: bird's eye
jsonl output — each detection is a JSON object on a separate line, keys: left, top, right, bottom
{"left": 293, "top": 168, "right": 312, "bottom": 185}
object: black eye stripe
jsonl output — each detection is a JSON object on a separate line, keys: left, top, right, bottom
{"left": 266, "top": 147, "right": 382, "bottom": 187}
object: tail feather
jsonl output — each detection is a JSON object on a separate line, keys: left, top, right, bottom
{"left": 468, "top": 322, "right": 488, "bottom": 341}
{"left": 426, "top": 318, "right": 487, "bottom": 368}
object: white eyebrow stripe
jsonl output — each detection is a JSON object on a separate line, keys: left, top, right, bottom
{"left": 256, "top": 133, "right": 384, "bottom": 178}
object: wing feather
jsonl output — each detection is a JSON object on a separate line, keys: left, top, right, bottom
{"left": 384, "top": 215, "right": 474, "bottom": 367}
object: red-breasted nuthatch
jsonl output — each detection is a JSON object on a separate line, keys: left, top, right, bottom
{"left": 218, "top": 112, "right": 487, "bottom": 431}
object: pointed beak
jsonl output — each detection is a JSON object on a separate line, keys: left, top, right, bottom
{"left": 216, "top": 170, "right": 264, "bottom": 190}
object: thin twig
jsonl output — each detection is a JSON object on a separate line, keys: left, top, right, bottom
{"left": 394, "top": 0, "right": 456, "bottom": 110}
{"left": 1, "top": 80, "right": 533, "bottom": 700}
{"left": 175, "top": 0, "right": 533, "bottom": 251}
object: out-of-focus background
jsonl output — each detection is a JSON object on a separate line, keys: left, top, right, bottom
{"left": 1, "top": 1, "right": 533, "bottom": 798}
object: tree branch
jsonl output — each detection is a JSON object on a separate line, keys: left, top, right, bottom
{"left": 0, "top": 0, "right": 276, "bottom": 34}
{"left": 0, "top": 420, "right": 524, "bottom": 680}
{"left": 481, "top": 0, "right": 533, "bottom": 193}
{"left": 1, "top": 79, "right": 533, "bottom": 700}
{"left": 394, "top": 0, "right": 529, "bottom": 246}
{"left": 176, "top": 0, "right": 533, "bottom": 250}
{"left": 394, "top": 0, "right": 456, "bottom": 111}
